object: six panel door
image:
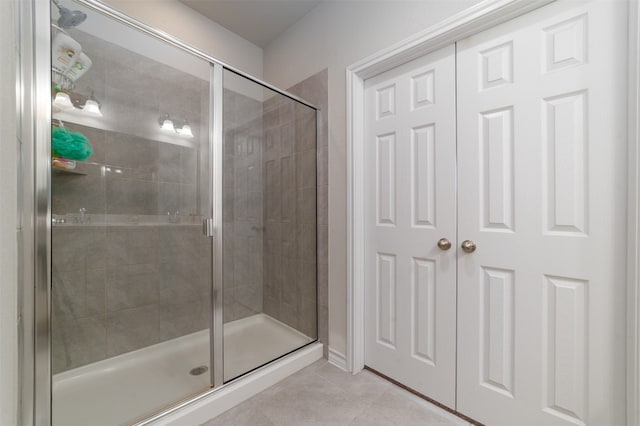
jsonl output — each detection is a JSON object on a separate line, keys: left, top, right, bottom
{"left": 363, "top": 44, "right": 457, "bottom": 407}
{"left": 456, "top": 1, "right": 627, "bottom": 425}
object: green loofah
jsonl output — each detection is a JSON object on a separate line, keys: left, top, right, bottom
{"left": 52, "top": 127, "right": 93, "bottom": 161}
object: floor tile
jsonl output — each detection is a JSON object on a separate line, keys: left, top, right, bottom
{"left": 202, "top": 361, "right": 468, "bottom": 426}
{"left": 201, "top": 399, "right": 276, "bottom": 426}
{"left": 313, "top": 362, "right": 391, "bottom": 401}
{"left": 252, "top": 369, "right": 371, "bottom": 425}
{"left": 349, "top": 387, "right": 466, "bottom": 426}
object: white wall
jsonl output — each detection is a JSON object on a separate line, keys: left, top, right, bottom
{"left": 102, "top": 0, "right": 264, "bottom": 79}
{"left": 0, "top": 0, "right": 18, "bottom": 424}
{"left": 263, "top": 0, "right": 483, "bottom": 357}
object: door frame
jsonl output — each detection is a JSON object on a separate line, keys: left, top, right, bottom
{"left": 345, "top": 1, "right": 640, "bottom": 425}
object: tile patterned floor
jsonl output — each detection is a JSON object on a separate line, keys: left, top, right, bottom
{"left": 201, "top": 360, "right": 472, "bottom": 426}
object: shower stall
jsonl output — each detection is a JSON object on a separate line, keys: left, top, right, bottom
{"left": 28, "top": 0, "right": 319, "bottom": 424}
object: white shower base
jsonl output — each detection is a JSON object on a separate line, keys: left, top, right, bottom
{"left": 53, "top": 313, "right": 314, "bottom": 426}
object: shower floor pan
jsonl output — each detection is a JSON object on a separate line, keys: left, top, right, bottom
{"left": 53, "top": 313, "right": 313, "bottom": 426}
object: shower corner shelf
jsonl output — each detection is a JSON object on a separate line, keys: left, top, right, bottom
{"left": 52, "top": 165, "right": 87, "bottom": 176}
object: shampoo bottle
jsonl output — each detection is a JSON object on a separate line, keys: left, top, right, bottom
{"left": 66, "top": 52, "right": 92, "bottom": 82}
{"left": 52, "top": 32, "right": 82, "bottom": 73}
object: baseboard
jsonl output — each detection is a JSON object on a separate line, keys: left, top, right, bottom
{"left": 149, "top": 343, "right": 323, "bottom": 425}
{"left": 327, "top": 347, "right": 348, "bottom": 371}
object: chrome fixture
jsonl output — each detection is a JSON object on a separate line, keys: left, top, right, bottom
{"left": 52, "top": 91, "right": 103, "bottom": 117}
{"left": 81, "top": 93, "right": 102, "bottom": 116}
{"left": 52, "top": 217, "right": 66, "bottom": 225}
{"left": 52, "top": 92, "right": 74, "bottom": 110}
{"left": 437, "top": 238, "right": 452, "bottom": 251}
{"left": 159, "top": 114, "right": 174, "bottom": 131}
{"left": 177, "top": 120, "right": 194, "bottom": 138}
{"left": 461, "top": 240, "right": 477, "bottom": 253}
{"left": 52, "top": 0, "right": 87, "bottom": 28}
{"left": 158, "top": 114, "right": 195, "bottom": 138}
{"left": 52, "top": 68, "right": 75, "bottom": 92}
{"left": 167, "top": 210, "right": 181, "bottom": 223}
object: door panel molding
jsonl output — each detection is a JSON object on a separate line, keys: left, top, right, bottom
{"left": 346, "top": 1, "right": 640, "bottom": 425}
{"left": 455, "top": 3, "right": 627, "bottom": 423}
{"left": 363, "top": 45, "right": 457, "bottom": 405}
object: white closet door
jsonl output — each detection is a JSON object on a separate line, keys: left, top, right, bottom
{"left": 363, "top": 44, "right": 457, "bottom": 406}
{"left": 456, "top": 1, "right": 627, "bottom": 425}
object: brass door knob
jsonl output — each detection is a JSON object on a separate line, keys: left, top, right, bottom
{"left": 437, "top": 238, "right": 452, "bottom": 251}
{"left": 461, "top": 240, "right": 476, "bottom": 253}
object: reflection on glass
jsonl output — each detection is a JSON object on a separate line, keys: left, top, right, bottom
{"left": 222, "top": 70, "right": 318, "bottom": 381}
{"left": 50, "top": 2, "right": 212, "bottom": 425}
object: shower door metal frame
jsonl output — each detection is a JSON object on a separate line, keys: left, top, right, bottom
{"left": 28, "top": 0, "right": 54, "bottom": 425}
{"left": 210, "top": 63, "right": 224, "bottom": 389}
{"left": 23, "top": 0, "right": 319, "bottom": 424}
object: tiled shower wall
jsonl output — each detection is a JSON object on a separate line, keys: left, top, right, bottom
{"left": 53, "top": 86, "right": 267, "bottom": 373}
{"left": 51, "top": 27, "right": 213, "bottom": 373}
{"left": 52, "top": 24, "right": 329, "bottom": 371}
{"left": 52, "top": 124, "right": 211, "bottom": 374}
{"left": 262, "top": 70, "right": 329, "bottom": 352}
{"left": 289, "top": 70, "right": 329, "bottom": 354}
{"left": 52, "top": 224, "right": 210, "bottom": 373}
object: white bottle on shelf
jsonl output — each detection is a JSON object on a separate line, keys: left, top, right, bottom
{"left": 52, "top": 32, "right": 82, "bottom": 73}
{"left": 66, "top": 52, "right": 92, "bottom": 82}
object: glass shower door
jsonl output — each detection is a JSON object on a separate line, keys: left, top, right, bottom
{"left": 221, "top": 69, "right": 317, "bottom": 381}
{"left": 50, "top": 2, "right": 213, "bottom": 425}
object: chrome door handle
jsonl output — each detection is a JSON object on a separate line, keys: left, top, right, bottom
{"left": 437, "top": 238, "right": 452, "bottom": 251}
{"left": 202, "top": 218, "right": 214, "bottom": 237}
{"left": 461, "top": 240, "right": 476, "bottom": 253}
